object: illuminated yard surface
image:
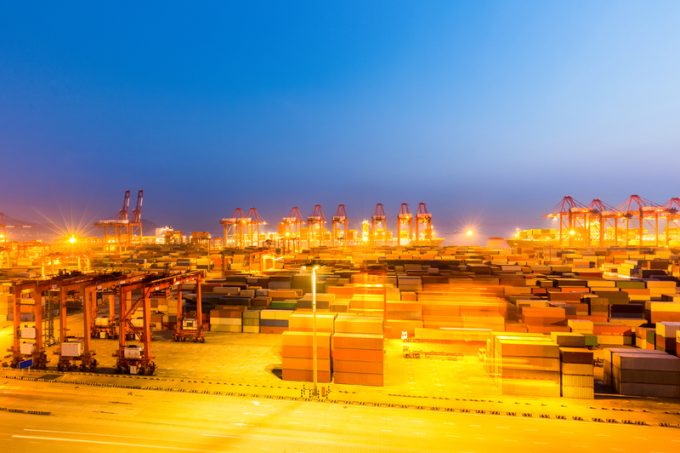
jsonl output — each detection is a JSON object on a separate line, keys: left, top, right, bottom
{"left": 1, "top": 379, "right": 679, "bottom": 453}
{"left": 3, "top": 317, "right": 680, "bottom": 452}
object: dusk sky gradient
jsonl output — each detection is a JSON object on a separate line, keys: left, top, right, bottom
{"left": 2, "top": 1, "right": 680, "bottom": 241}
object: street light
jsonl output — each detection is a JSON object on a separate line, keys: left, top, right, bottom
{"left": 311, "top": 265, "right": 320, "bottom": 396}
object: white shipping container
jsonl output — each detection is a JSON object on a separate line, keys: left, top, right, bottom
{"left": 95, "top": 317, "right": 110, "bottom": 327}
{"left": 124, "top": 345, "right": 142, "bottom": 359}
{"left": 20, "top": 342, "right": 34, "bottom": 355}
{"left": 182, "top": 318, "right": 198, "bottom": 330}
{"left": 61, "top": 341, "right": 83, "bottom": 357}
{"left": 20, "top": 327, "right": 36, "bottom": 339}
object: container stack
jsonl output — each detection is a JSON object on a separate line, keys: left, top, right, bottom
{"left": 281, "top": 331, "right": 332, "bottom": 383}
{"left": 559, "top": 347, "right": 594, "bottom": 399}
{"left": 612, "top": 351, "right": 680, "bottom": 398}
{"left": 493, "top": 334, "right": 561, "bottom": 397}
{"left": 332, "top": 315, "right": 384, "bottom": 386}
{"left": 242, "top": 309, "right": 260, "bottom": 333}
{"left": 260, "top": 309, "right": 292, "bottom": 333}
{"left": 209, "top": 307, "right": 243, "bottom": 333}
{"left": 656, "top": 322, "right": 680, "bottom": 355}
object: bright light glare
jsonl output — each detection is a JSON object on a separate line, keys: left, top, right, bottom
{"left": 68, "top": 235, "right": 77, "bottom": 244}
{"left": 465, "top": 229, "right": 474, "bottom": 237}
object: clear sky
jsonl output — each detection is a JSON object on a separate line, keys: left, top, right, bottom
{"left": 2, "top": 1, "right": 680, "bottom": 241}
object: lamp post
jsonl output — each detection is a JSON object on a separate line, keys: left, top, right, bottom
{"left": 311, "top": 265, "right": 319, "bottom": 396}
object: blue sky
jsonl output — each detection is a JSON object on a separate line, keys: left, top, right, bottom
{"left": 1, "top": 1, "right": 680, "bottom": 240}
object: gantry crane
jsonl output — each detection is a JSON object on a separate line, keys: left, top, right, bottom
{"left": 370, "top": 203, "right": 388, "bottom": 246}
{"left": 246, "top": 207, "right": 265, "bottom": 247}
{"left": 114, "top": 271, "right": 204, "bottom": 375}
{"left": 173, "top": 273, "right": 204, "bottom": 342}
{"left": 128, "top": 189, "right": 144, "bottom": 244}
{"left": 10, "top": 280, "right": 50, "bottom": 369}
{"left": 306, "top": 204, "right": 326, "bottom": 248}
{"left": 96, "top": 190, "right": 132, "bottom": 252}
{"left": 586, "top": 199, "right": 624, "bottom": 247}
{"left": 415, "top": 202, "right": 433, "bottom": 244}
{"left": 279, "top": 207, "right": 303, "bottom": 252}
{"left": 221, "top": 208, "right": 247, "bottom": 248}
{"left": 331, "top": 204, "right": 349, "bottom": 247}
{"left": 0, "top": 212, "right": 6, "bottom": 243}
{"left": 664, "top": 197, "right": 680, "bottom": 246}
{"left": 396, "top": 203, "right": 412, "bottom": 246}
{"left": 56, "top": 274, "right": 100, "bottom": 371}
{"left": 623, "top": 195, "right": 664, "bottom": 247}
{"left": 547, "top": 196, "right": 589, "bottom": 246}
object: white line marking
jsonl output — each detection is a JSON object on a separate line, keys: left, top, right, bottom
{"left": 13, "top": 435, "right": 196, "bottom": 451}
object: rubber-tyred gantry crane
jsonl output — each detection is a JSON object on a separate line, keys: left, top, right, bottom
{"left": 279, "top": 207, "right": 303, "bottom": 252}
{"left": 415, "top": 202, "right": 433, "bottom": 244}
{"left": 396, "top": 203, "right": 412, "bottom": 246}
{"left": 370, "top": 203, "right": 388, "bottom": 246}
{"left": 331, "top": 204, "right": 349, "bottom": 247}
{"left": 114, "top": 271, "right": 204, "bottom": 375}
{"left": 306, "top": 204, "right": 326, "bottom": 248}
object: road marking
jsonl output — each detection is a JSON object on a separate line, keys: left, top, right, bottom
{"left": 23, "top": 428, "right": 160, "bottom": 441}
{"left": 13, "top": 435, "right": 197, "bottom": 451}
{"left": 233, "top": 422, "right": 248, "bottom": 427}
{"left": 381, "top": 429, "right": 393, "bottom": 433}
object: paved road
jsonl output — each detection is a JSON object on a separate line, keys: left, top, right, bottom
{"left": 1, "top": 379, "right": 679, "bottom": 452}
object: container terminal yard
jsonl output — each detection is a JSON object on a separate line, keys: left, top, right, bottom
{"left": 2, "top": 193, "right": 680, "bottom": 451}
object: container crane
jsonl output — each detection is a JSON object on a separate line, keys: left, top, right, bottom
{"left": 586, "top": 199, "right": 624, "bottom": 247}
{"left": 331, "top": 204, "right": 349, "bottom": 247}
{"left": 220, "top": 208, "right": 246, "bottom": 248}
{"left": 0, "top": 212, "right": 6, "bottom": 243}
{"left": 246, "top": 207, "right": 265, "bottom": 247}
{"left": 96, "top": 190, "right": 132, "bottom": 252}
{"left": 279, "top": 207, "right": 303, "bottom": 252}
{"left": 396, "top": 203, "right": 412, "bottom": 246}
{"left": 370, "top": 203, "right": 388, "bottom": 246}
{"left": 547, "top": 196, "right": 589, "bottom": 246}
{"left": 129, "top": 189, "right": 143, "bottom": 244}
{"left": 623, "top": 195, "right": 664, "bottom": 247}
{"left": 664, "top": 197, "right": 680, "bottom": 246}
{"left": 415, "top": 202, "right": 433, "bottom": 244}
{"left": 306, "top": 204, "right": 326, "bottom": 248}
